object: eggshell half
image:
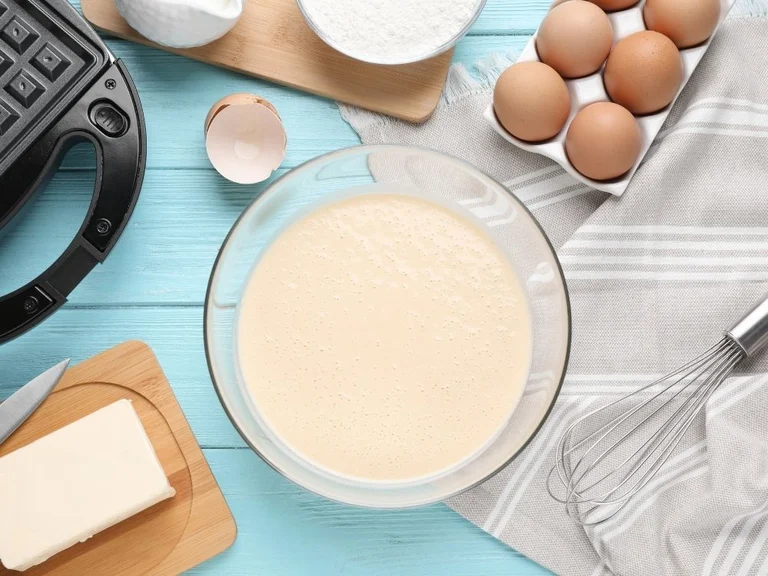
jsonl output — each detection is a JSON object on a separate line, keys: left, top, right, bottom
{"left": 205, "top": 95, "right": 287, "bottom": 185}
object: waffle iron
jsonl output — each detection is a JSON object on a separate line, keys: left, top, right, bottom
{"left": 0, "top": 0, "right": 145, "bottom": 344}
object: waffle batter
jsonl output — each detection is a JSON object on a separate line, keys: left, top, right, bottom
{"left": 236, "top": 193, "right": 532, "bottom": 482}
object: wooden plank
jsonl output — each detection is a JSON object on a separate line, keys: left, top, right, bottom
{"left": 0, "top": 168, "right": 281, "bottom": 305}
{"left": 198, "top": 448, "right": 553, "bottom": 576}
{"left": 471, "top": 0, "right": 549, "bottom": 35}
{"left": 0, "top": 308, "right": 250, "bottom": 448}
{"left": 54, "top": 35, "right": 529, "bottom": 170}
{"left": 0, "top": 36, "right": 528, "bottom": 307}
{"left": 0, "top": 342, "right": 236, "bottom": 575}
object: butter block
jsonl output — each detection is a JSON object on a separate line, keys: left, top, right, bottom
{"left": 0, "top": 399, "right": 176, "bottom": 572}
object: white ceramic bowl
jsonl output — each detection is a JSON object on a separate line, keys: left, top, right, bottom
{"left": 205, "top": 145, "right": 571, "bottom": 508}
{"left": 116, "top": 0, "right": 244, "bottom": 48}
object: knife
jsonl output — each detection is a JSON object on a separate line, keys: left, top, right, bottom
{"left": 0, "top": 359, "right": 70, "bottom": 446}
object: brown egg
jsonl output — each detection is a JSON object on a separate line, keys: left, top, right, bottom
{"left": 493, "top": 62, "right": 571, "bottom": 142}
{"left": 537, "top": 1, "right": 613, "bottom": 78}
{"left": 566, "top": 102, "right": 642, "bottom": 180}
{"left": 589, "top": 0, "right": 639, "bottom": 12}
{"left": 644, "top": 0, "right": 721, "bottom": 49}
{"left": 604, "top": 31, "right": 683, "bottom": 115}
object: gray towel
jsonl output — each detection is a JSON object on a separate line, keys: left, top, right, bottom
{"left": 340, "top": 9, "right": 768, "bottom": 576}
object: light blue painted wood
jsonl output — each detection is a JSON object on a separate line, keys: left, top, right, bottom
{"left": 0, "top": 163, "right": 276, "bottom": 302}
{"left": 57, "top": 35, "right": 530, "bottom": 171}
{"left": 1, "top": 308, "right": 250, "bottom": 448}
{"left": 195, "top": 449, "right": 552, "bottom": 575}
{"left": 1, "top": 36, "right": 531, "bottom": 303}
{"left": 0, "top": 314, "right": 555, "bottom": 576}
{"left": 0, "top": 1, "right": 555, "bottom": 573}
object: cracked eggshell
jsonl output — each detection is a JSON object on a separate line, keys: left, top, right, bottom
{"left": 115, "top": 0, "right": 244, "bottom": 48}
{"left": 205, "top": 94, "right": 287, "bottom": 185}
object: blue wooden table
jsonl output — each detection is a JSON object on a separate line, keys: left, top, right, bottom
{"left": 0, "top": 2, "right": 555, "bottom": 574}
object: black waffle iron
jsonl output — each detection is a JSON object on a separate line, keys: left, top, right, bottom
{"left": 0, "top": 0, "right": 145, "bottom": 344}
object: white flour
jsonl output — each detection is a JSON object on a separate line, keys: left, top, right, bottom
{"left": 301, "top": 0, "right": 480, "bottom": 63}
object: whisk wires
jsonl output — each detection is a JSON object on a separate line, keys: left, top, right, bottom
{"left": 547, "top": 337, "right": 746, "bottom": 526}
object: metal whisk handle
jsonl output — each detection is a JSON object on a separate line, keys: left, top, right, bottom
{"left": 727, "top": 295, "right": 768, "bottom": 357}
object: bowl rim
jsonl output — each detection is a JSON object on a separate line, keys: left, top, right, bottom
{"left": 295, "top": 0, "right": 489, "bottom": 66}
{"left": 203, "top": 144, "right": 572, "bottom": 508}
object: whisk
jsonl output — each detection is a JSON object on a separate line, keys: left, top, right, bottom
{"left": 547, "top": 295, "right": 768, "bottom": 526}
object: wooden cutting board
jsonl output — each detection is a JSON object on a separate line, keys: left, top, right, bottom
{"left": 0, "top": 341, "right": 237, "bottom": 575}
{"left": 80, "top": 0, "right": 453, "bottom": 123}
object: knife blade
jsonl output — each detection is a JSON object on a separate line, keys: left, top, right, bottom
{"left": 0, "top": 359, "right": 70, "bottom": 446}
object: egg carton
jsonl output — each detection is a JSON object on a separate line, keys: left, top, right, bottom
{"left": 485, "top": 0, "right": 736, "bottom": 196}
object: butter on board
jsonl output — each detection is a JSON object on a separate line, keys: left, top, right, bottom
{"left": 0, "top": 399, "right": 176, "bottom": 572}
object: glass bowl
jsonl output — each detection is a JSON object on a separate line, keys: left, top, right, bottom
{"left": 205, "top": 145, "right": 571, "bottom": 508}
{"left": 295, "top": 0, "right": 488, "bottom": 65}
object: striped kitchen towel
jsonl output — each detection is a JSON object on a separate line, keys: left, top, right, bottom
{"left": 340, "top": 7, "right": 768, "bottom": 576}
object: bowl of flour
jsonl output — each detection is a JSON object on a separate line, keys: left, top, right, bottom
{"left": 297, "top": 0, "right": 487, "bottom": 65}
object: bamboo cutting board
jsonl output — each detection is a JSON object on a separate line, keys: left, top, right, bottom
{"left": 80, "top": 0, "right": 453, "bottom": 122}
{"left": 0, "top": 341, "right": 237, "bottom": 575}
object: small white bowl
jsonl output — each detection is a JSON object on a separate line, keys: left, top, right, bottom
{"left": 205, "top": 94, "right": 287, "bottom": 185}
{"left": 116, "top": 0, "right": 244, "bottom": 48}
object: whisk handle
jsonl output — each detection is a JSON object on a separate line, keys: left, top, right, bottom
{"left": 727, "top": 295, "right": 768, "bottom": 357}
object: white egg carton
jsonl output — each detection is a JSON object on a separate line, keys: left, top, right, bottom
{"left": 485, "top": 0, "right": 736, "bottom": 196}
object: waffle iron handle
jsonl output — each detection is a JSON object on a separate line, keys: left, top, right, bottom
{"left": 0, "top": 61, "right": 145, "bottom": 344}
